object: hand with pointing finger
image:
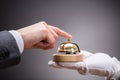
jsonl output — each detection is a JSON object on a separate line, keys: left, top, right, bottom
{"left": 0, "top": 21, "right": 72, "bottom": 69}
{"left": 17, "top": 21, "right": 72, "bottom": 50}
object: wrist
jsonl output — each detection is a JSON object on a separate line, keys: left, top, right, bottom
{"left": 17, "top": 29, "right": 29, "bottom": 48}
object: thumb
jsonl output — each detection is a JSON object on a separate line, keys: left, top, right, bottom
{"left": 48, "top": 60, "right": 62, "bottom": 68}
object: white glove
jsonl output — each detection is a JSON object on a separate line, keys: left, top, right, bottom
{"left": 48, "top": 50, "right": 120, "bottom": 80}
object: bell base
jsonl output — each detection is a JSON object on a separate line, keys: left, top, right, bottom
{"left": 53, "top": 53, "right": 83, "bottom": 62}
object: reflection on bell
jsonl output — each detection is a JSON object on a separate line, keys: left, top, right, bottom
{"left": 53, "top": 39, "right": 83, "bottom": 62}
{"left": 57, "top": 39, "right": 80, "bottom": 54}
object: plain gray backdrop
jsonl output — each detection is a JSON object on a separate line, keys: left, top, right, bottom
{"left": 0, "top": 0, "right": 120, "bottom": 80}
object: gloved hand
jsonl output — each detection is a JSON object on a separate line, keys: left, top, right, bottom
{"left": 48, "top": 50, "right": 120, "bottom": 80}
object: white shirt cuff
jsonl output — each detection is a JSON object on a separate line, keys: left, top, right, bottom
{"left": 9, "top": 30, "right": 24, "bottom": 54}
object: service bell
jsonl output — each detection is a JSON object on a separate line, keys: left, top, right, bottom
{"left": 53, "top": 39, "right": 83, "bottom": 62}
{"left": 57, "top": 39, "right": 80, "bottom": 54}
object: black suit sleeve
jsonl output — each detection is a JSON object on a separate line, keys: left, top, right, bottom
{"left": 0, "top": 31, "right": 21, "bottom": 69}
{"left": 118, "top": 77, "right": 120, "bottom": 80}
{"left": 116, "top": 74, "right": 120, "bottom": 80}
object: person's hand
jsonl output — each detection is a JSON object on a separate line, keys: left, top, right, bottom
{"left": 48, "top": 50, "right": 120, "bottom": 80}
{"left": 17, "top": 21, "right": 72, "bottom": 49}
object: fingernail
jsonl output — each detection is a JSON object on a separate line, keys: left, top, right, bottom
{"left": 69, "top": 34, "right": 72, "bottom": 38}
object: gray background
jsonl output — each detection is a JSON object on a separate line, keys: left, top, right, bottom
{"left": 0, "top": 0, "right": 120, "bottom": 80}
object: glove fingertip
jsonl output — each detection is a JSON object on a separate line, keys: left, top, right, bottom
{"left": 48, "top": 60, "right": 62, "bottom": 68}
{"left": 48, "top": 60, "right": 53, "bottom": 67}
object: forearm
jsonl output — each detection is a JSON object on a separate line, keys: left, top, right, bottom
{"left": 0, "top": 31, "right": 21, "bottom": 68}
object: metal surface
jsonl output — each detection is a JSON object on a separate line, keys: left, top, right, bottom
{"left": 57, "top": 39, "right": 80, "bottom": 54}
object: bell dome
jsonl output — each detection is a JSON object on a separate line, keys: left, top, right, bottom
{"left": 57, "top": 39, "right": 80, "bottom": 54}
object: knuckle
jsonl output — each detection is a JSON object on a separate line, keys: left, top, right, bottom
{"left": 40, "top": 21, "right": 48, "bottom": 26}
{"left": 40, "top": 21, "right": 46, "bottom": 24}
{"left": 41, "top": 28, "right": 48, "bottom": 33}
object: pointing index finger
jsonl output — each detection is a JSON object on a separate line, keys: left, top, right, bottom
{"left": 52, "top": 26, "right": 72, "bottom": 39}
